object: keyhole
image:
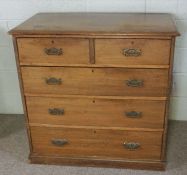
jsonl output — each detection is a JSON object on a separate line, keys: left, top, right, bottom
{"left": 92, "top": 69, "right": 94, "bottom": 73}
{"left": 93, "top": 130, "right": 96, "bottom": 134}
{"left": 92, "top": 100, "right": 95, "bottom": 103}
{"left": 51, "top": 40, "right": 54, "bottom": 44}
{"left": 131, "top": 41, "right": 134, "bottom": 45}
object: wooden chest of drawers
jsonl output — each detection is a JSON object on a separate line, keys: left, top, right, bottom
{"left": 9, "top": 13, "right": 179, "bottom": 170}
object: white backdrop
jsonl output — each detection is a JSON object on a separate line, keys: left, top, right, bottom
{"left": 0, "top": 0, "right": 187, "bottom": 120}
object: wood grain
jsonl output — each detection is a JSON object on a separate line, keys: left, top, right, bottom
{"left": 30, "top": 154, "right": 166, "bottom": 170}
{"left": 30, "top": 126, "right": 163, "bottom": 160}
{"left": 9, "top": 13, "right": 179, "bottom": 170}
{"left": 9, "top": 13, "right": 179, "bottom": 36}
{"left": 12, "top": 37, "right": 33, "bottom": 153}
{"left": 161, "top": 37, "right": 176, "bottom": 161}
{"left": 13, "top": 34, "right": 174, "bottom": 39}
{"left": 29, "top": 123, "right": 164, "bottom": 132}
{"left": 17, "top": 38, "right": 89, "bottom": 65}
{"left": 20, "top": 63, "right": 170, "bottom": 68}
{"left": 26, "top": 96, "right": 166, "bottom": 129}
{"left": 95, "top": 39, "right": 171, "bottom": 66}
{"left": 89, "top": 39, "right": 95, "bottom": 64}
{"left": 24, "top": 94, "right": 168, "bottom": 100}
{"left": 21, "top": 67, "right": 169, "bottom": 97}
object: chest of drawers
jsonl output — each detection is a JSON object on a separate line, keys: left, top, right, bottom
{"left": 9, "top": 13, "right": 179, "bottom": 170}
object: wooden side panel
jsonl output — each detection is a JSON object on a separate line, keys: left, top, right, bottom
{"left": 17, "top": 38, "right": 89, "bottom": 65}
{"left": 161, "top": 37, "right": 176, "bottom": 161}
{"left": 31, "top": 126, "right": 163, "bottom": 160}
{"left": 95, "top": 39, "right": 171, "bottom": 66}
{"left": 12, "top": 37, "right": 33, "bottom": 153}
{"left": 26, "top": 96, "right": 166, "bottom": 129}
{"left": 21, "top": 67, "right": 169, "bottom": 97}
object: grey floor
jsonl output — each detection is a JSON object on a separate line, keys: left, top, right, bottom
{"left": 0, "top": 115, "right": 186, "bottom": 175}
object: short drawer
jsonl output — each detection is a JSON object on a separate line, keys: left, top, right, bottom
{"left": 17, "top": 38, "right": 89, "bottom": 65}
{"left": 31, "top": 126, "right": 162, "bottom": 160}
{"left": 21, "top": 67, "right": 168, "bottom": 97}
{"left": 95, "top": 39, "right": 171, "bottom": 66}
{"left": 26, "top": 96, "right": 166, "bottom": 129}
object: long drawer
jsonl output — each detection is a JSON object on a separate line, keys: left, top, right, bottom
{"left": 21, "top": 67, "right": 169, "bottom": 97}
{"left": 26, "top": 96, "right": 166, "bottom": 129}
{"left": 95, "top": 39, "right": 171, "bottom": 66}
{"left": 31, "top": 126, "right": 163, "bottom": 160}
{"left": 17, "top": 38, "right": 90, "bottom": 65}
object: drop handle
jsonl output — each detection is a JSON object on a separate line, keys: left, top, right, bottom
{"left": 51, "top": 139, "right": 68, "bottom": 147}
{"left": 122, "top": 48, "right": 141, "bottom": 57}
{"left": 125, "top": 79, "right": 144, "bottom": 87}
{"left": 125, "top": 111, "right": 142, "bottom": 118}
{"left": 44, "top": 47, "right": 63, "bottom": 55}
{"left": 123, "top": 142, "right": 140, "bottom": 150}
{"left": 45, "top": 77, "right": 62, "bottom": 85}
{"left": 48, "top": 108, "right": 64, "bottom": 115}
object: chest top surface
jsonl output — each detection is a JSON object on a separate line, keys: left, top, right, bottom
{"left": 9, "top": 13, "right": 179, "bottom": 36}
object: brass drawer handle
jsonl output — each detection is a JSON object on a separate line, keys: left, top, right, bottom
{"left": 123, "top": 48, "right": 141, "bottom": 57}
{"left": 51, "top": 139, "right": 68, "bottom": 147}
{"left": 44, "top": 47, "right": 63, "bottom": 55}
{"left": 123, "top": 142, "right": 140, "bottom": 150}
{"left": 45, "top": 77, "right": 62, "bottom": 85}
{"left": 48, "top": 108, "right": 64, "bottom": 115}
{"left": 126, "top": 79, "right": 144, "bottom": 87}
{"left": 125, "top": 111, "right": 142, "bottom": 118}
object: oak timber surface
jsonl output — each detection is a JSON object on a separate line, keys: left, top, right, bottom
{"left": 9, "top": 13, "right": 179, "bottom": 36}
{"left": 21, "top": 67, "right": 169, "bottom": 97}
{"left": 17, "top": 38, "right": 89, "bottom": 65}
{"left": 9, "top": 12, "right": 179, "bottom": 170}
{"left": 26, "top": 96, "right": 166, "bottom": 129}
{"left": 31, "top": 126, "right": 162, "bottom": 160}
{"left": 17, "top": 38, "right": 171, "bottom": 66}
{"left": 95, "top": 39, "right": 171, "bottom": 65}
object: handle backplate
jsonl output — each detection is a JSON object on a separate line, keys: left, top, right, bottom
{"left": 51, "top": 139, "right": 68, "bottom": 147}
{"left": 45, "top": 77, "right": 62, "bottom": 85}
{"left": 126, "top": 79, "right": 144, "bottom": 87}
{"left": 48, "top": 108, "right": 64, "bottom": 115}
{"left": 44, "top": 47, "right": 63, "bottom": 55}
{"left": 123, "top": 142, "right": 140, "bottom": 150}
{"left": 123, "top": 48, "right": 141, "bottom": 57}
{"left": 125, "top": 111, "right": 142, "bottom": 118}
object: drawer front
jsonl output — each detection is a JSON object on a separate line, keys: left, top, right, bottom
{"left": 17, "top": 38, "right": 89, "bottom": 65}
{"left": 21, "top": 67, "right": 168, "bottom": 97}
{"left": 31, "top": 126, "right": 162, "bottom": 160}
{"left": 26, "top": 96, "right": 166, "bottom": 129}
{"left": 95, "top": 39, "right": 171, "bottom": 66}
